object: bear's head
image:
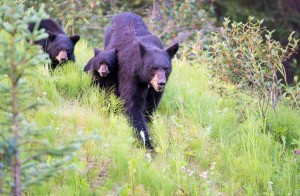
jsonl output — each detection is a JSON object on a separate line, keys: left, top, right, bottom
{"left": 46, "top": 31, "right": 80, "bottom": 64}
{"left": 93, "top": 48, "right": 117, "bottom": 77}
{"left": 139, "top": 42, "right": 179, "bottom": 92}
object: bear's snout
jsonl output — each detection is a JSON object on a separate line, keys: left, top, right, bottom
{"left": 151, "top": 70, "right": 166, "bottom": 92}
{"left": 98, "top": 64, "right": 110, "bottom": 77}
{"left": 56, "top": 50, "right": 68, "bottom": 63}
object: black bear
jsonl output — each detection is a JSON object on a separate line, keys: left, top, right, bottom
{"left": 28, "top": 18, "right": 80, "bottom": 70}
{"left": 84, "top": 48, "right": 118, "bottom": 94}
{"left": 105, "top": 12, "right": 179, "bottom": 149}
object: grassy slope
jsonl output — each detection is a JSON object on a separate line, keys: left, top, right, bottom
{"left": 4, "top": 40, "right": 299, "bottom": 195}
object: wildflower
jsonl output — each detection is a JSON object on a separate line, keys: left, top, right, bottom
{"left": 187, "top": 169, "right": 194, "bottom": 176}
{"left": 210, "top": 162, "right": 216, "bottom": 170}
{"left": 145, "top": 153, "right": 152, "bottom": 161}
{"left": 200, "top": 171, "right": 208, "bottom": 179}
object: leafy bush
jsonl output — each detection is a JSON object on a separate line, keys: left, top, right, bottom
{"left": 208, "top": 17, "right": 298, "bottom": 122}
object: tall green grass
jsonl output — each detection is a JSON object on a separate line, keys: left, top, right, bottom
{"left": 1, "top": 39, "right": 298, "bottom": 195}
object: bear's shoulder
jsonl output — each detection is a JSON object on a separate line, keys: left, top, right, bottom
{"left": 84, "top": 58, "right": 94, "bottom": 72}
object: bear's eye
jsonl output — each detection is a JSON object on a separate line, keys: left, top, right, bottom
{"left": 66, "top": 48, "right": 69, "bottom": 52}
{"left": 151, "top": 67, "right": 158, "bottom": 71}
{"left": 57, "top": 48, "right": 61, "bottom": 51}
{"left": 100, "top": 61, "right": 109, "bottom": 66}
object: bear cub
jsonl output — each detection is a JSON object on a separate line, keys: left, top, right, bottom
{"left": 28, "top": 18, "right": 80, "bottom": 70}
{"left": 84, "top": 48, "right": 118, "bottom": 94}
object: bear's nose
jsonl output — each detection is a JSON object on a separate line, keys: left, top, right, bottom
{"left": 100, "top": 71, "right": 108, "bottom": 77}
{"left": 158, "top": 82, "right": 165, "bottom": 88}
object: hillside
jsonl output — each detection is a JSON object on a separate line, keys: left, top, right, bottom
{"left": 10, "top": 40, "right": 298, "bottom": 195}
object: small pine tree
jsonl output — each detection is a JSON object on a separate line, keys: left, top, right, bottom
{"left": 0, "top": 3, "right": 84, "bottom": 195}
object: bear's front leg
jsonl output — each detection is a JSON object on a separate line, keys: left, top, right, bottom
{"left": 145, "top": 86, "right": 163, "bottom": 122}
{"left": 126, "top": 105, "right": 153, "bottom": 149}
{"left": 121, "top": 83, "right": 153, "bottom": 149}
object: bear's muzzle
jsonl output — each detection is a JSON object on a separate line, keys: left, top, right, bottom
{"left": 98, "top": 64, "right": 110, "bottom": 77}
{"left": 56, "top": 50, "right": 68, "bottom": 63}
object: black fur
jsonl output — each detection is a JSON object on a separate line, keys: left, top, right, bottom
{"left": 105, "top": 12, "right": 179, "bottom": 149}
{"left": 28, "top": 18, "right": 80, "bottom": 69}
{"left": 84, "top": 48, "right": 118, "bottom": 94}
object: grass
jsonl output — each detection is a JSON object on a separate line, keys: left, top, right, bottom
{"left": 1, "top": 39, "right": 299, "bottom": 195}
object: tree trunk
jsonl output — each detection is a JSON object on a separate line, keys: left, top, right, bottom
{"left": 10, "top": 32, "right": 21, "bottom": 196}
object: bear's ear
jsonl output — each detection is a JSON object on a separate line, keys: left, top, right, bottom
{"left": 138, "top": 42, "right": 147, "bottom": 57}
{"left": 70, "top": 35, "right": 80, "bottom": 45}
{"left": 166, "top": 43, "right": 179, "bottom": 59}
{"left": 108, "top": 48, "right": 116, "bottom": 55}
{"left": 47, "top": 31, "right": 57, "bottom": 41}
{"left": 94, "top": 48, "right": 102, "bottom": 56}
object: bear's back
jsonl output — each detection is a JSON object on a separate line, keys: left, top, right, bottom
{"left": 108, "top": 12, "right": 164, "bottom": 51}
{"left": 111, "top": 12, "right": 151, "bottom": 37}
{"left": 29, "top": 18, "right": 65, "bottom": 35}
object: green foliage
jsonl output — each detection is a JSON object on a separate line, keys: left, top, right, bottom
{"left": 216, "top": 0, "right": 300, "bottom": 41}
{"left": 267, "top": 105, "right": 300, "bottom": 149}
{"left": 53, "top": 63, "right": 91, "bottom": 99}
{"left": 0, "top": 3, "right": 85, "bottom": 194}
{"left": 216, "top": 0, "right": 300, "bottom": 82}
{"left": 281, "top": 76, "right": 300, "bottom": 110}
{"left": 208, "top": 17, "right": 298, "bottom": 122}
{"left": 24, "top": 0, "right": 216, "bottom": 46}
{"left": 24, "top": 0, "right": 153, "bottom": 45}
{"left": 147, "top": 0, "right": 215, "bottom": 43}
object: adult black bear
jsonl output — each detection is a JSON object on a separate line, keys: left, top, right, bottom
{"left": 105, "top": 12, "right": 179, "bottom": 149}
{"left": 84, "top": 48, "right": 118, "bottom": 94}
{"left": 28, "top": 18, "right": 80, "bottom": 70}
